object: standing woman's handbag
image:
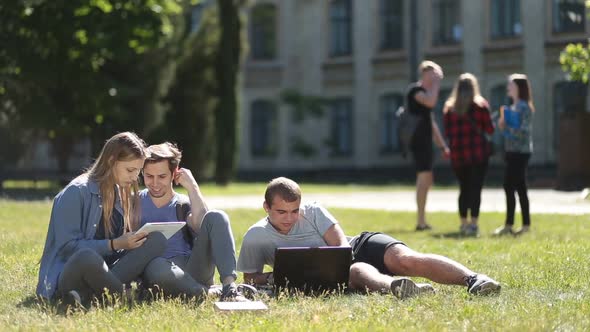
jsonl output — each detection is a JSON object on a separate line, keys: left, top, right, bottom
{"left": 467, "top": 112, "right": 495, "bottom": 157}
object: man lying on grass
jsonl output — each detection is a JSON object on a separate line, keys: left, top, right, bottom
{"left": 237, "top": 177, "right": 501, "bottom": 298}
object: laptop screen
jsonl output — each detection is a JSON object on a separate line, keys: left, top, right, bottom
{"left": 273, "top": 246, "right": 352, "bottom": 294}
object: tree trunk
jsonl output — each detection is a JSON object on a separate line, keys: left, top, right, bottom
{"left": 214, "top": 0, "right": 242, "bottom": 185}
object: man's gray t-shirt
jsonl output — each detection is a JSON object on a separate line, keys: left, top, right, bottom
{"left": 236, "top": 202, "right": 337, "bottom": 273}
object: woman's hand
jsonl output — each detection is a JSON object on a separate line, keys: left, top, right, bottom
{"left": 112, "top": 231, "right": 148, "bottom": 250}
{"left": 498, "top": 117, "right": 506, "bottom": 130}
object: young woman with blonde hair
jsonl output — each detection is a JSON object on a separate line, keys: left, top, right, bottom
{"left": 443, "top": 73, "right": 494, "bottom": 236}
{"left": 37, "top": 132, "right": 166, "bottom": 307}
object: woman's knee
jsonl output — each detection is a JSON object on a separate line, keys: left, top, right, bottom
{"left": 69, "top": 248, "right": 104, "bottom": 271}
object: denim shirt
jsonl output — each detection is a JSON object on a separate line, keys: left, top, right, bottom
{"left": 36, "top": 175, "right": 124, "bottom": 299}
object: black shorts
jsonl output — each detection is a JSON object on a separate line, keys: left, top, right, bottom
{"left": 349, "top": 232, "right": 405, "bottom": 275}
{"left": 411, "top": 145, "right": 433, "bottom": 172}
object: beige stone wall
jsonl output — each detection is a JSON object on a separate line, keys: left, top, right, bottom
{"left": 239, "top": 0, "right": 590, "bottom": 172}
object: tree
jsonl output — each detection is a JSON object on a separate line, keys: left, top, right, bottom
{"left": 152, "top": 3, "right": 220, "bottom": 180}
{"left": 560, "top": 1, "right": 590, "bottom": 84}
{"left": 214, "top": 0, "right": 244, "bottom": 185}
{"left": 0, "top": 0, "right": 182, "bottom": 173}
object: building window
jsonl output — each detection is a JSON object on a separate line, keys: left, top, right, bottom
{"left": 250, "top": 100, "right": 278, "bottom": 157}
{"left": 380, "top": 0, "right": 404, "bottom": 50}
{"left": 432, "top": 0, "right": 462, "bottom": 46}
{"left": 490, "top": 0, "right": 522, "bottom": 38}
{"left": 379, "top": 94, "right": 403, "bottom": 154}
{"left": 330, "top": 0, "right": 353, "bottom": 57}
{"left": 553, "top": 82, "right": 588, "bottom": 150}
{"left": 250, "top": 4, "right": 277, "bottom": 60}
{"left": 330, "top": 98, "right": 353, "bottom": 155}
{"left": 552, "top": 0, "right": 586, "bottom": 33}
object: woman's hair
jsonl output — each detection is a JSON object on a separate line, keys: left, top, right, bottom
{"left": 145, "top": 142, "right": 182, "bottom": 174}
{"left": 444, "top": 73, "right": 484, "bottom": 115}
{"left": 509, "top": 73, "right": 535, "bottom": 113}
{"left": 85, "top": 132, "right": 148, "bottom": 237}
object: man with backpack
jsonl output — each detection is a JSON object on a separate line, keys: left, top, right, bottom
{"left": 406, "top": 61, "right": 450, "bottom": 231}
{"left": 139, "top": 142, "right": 249, "bottom": 301}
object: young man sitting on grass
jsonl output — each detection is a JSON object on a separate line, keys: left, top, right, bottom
{"left": 237, "top": 177, "right": 501, "bottom": 298}
{"left": 139, "top": 142, "right": 251, "bottom": 301}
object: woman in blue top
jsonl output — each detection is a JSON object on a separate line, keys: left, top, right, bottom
{"left": 36, "top": 132, "right": 166, "bottom": 307}
{"left": 494, "top": 74, "right": 535, "bottom": 236}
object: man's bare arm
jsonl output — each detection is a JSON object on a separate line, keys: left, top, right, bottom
{"left": 175, "top": 168, "right": 208, "bottom": 232}
{"left": 414, "top": 84, "right": 440, "bottom": 109}
{"left": 323, "top": 224, "right": 350, "bottom": 247}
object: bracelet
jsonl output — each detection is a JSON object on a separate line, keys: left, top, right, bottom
{"left": 110, "top": 239, "right": 115, "bottom": 252}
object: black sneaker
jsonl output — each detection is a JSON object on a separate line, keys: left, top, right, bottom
{"left": 62, "top": 290, "right": 85, "bottom": 311}
{"left": 220, "top": 283, "right": 250, "bottom": 302}
{"left": 465, "top": 274, "right": 501, "bottom": 295}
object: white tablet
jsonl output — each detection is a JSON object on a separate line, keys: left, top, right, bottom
{"left": 136, "top": 221, "right": 186, "bottom": 239}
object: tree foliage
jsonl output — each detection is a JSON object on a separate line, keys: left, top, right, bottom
{"left": 0, "top": 0, "right": 183, "bottom": 171}
{"left": 214, "top": 0, "right": 243, "bottom": 185}
{"left": 151, "top": 4, "right": 219, "bottom": 180}
{"left": 560, "top": 0, "right": 590, "bottom": 84}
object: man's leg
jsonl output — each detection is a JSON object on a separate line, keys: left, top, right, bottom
{"left": 416, "top": 171, "right": 433, "bottom": 228}
{"left": 143, "top": 256, "right": 207, "bottom": 298}
{"left": 383, "top": 243, "right": 500, "bottom": 294}
{"left": 348, "top": 262, "right": 434, "bottom": 299}
{"left": 185, "top": 210, "right": 238, "bottom": 286}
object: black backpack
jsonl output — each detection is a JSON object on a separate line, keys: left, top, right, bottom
{"left": 175, "top": 198, "right": 194, "bottom": 248}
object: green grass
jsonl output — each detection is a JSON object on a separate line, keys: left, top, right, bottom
{"left": 1, "top": 199, "right": 589, "bottom": 331}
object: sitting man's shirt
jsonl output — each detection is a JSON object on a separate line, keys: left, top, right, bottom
{"left": 139, "top": 189, "right": 191, "bottom": 259}
{"left": 236, "top": 202, "right": 337, "bottom": 273}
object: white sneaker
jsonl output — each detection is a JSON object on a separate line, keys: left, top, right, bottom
{"left": 390, "top": 278, "right": 435, "bottom": 299}
{"left": 493, "top": 225, "right": 513, "bottom": 236}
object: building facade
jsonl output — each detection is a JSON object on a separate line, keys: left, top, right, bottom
{"left": 238, "top": 0, "right": 589, "bottom": 175}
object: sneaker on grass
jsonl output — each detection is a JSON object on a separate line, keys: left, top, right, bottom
{"left": 493, "top": 225, "right": 513, "bottom": 236}
{"left": 220, "top": 283, "right": 250, "bottom": 302}
{"left": 390, "top": 277, "right": 435, "bottom": 299}
{"left": 465, "top": 274, "right": 501, "bottom": 295}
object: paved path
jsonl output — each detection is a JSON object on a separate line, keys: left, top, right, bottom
{"left": 207, "top": 189, "right": 590, "bottom": 215}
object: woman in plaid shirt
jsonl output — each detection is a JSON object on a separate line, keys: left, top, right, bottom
{"left": 443, "top": 73, "right": 494, "bottom": 236}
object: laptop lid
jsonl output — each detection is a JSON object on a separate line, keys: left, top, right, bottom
{"left": 273, "top": 246, "right": 352, "bottom": 294}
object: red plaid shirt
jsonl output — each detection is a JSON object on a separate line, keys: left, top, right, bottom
{"left": 443, "top": 101, "right": 494, "bottom": 167}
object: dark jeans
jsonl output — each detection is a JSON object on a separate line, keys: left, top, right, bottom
{"left": 56, "top": 232, "right": 166, "bottom": 300}
{"left": 453, "top": 161, "right": 489, "bottom": 218}
{"left": 503, "top": 152, "right": 531, "bottom": 226}
{"left": 142, "top": 210, "right": 238, "bottom": 297}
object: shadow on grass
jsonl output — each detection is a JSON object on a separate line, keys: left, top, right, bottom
{"left": 430, "top": 232, "right": 473, "bottom": 239}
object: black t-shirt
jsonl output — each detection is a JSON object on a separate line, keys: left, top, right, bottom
{"left": 407, "top": 83, "right": 433, "bottom": 148}
{"left": 94, "top": 208, "right": 125, "bottom": 265}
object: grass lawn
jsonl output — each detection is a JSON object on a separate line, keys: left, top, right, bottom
{"left": 1, "top": 199, "right": 589, "bottom": 331}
